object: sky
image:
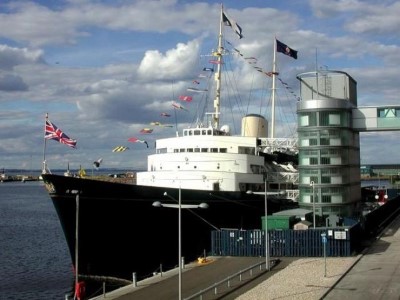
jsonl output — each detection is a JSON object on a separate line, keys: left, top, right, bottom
{"left": 0, "top": 0, "right": 399, "bottom": 171}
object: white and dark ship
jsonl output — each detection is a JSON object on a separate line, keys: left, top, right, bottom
{"left": 42, "top": 5, "right": 299, "bottom": 289}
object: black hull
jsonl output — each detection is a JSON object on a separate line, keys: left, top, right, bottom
{"left": 42, "top": 174, "right": 296, "bottom": 282}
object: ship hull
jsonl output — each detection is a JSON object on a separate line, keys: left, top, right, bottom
{"left": 42, "top": 174, "right": 296, "bottom": 282}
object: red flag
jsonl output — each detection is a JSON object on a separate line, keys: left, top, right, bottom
{"left": 128, "top": 137, "right": 149, "bottom": 148}
{"left": 209, "top": 60, "right": 222, "bottom": 64}
{"left": 45, "top": 119, "right": 77, "bottom": 148}
{"left": 179, "top": 95, "right": 193, "bottom": 102}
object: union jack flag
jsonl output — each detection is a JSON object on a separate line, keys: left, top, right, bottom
{"left": 45, "top": 120, "right": 77, "bottom": 148}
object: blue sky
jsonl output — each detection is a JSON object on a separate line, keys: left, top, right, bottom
{"left": 0, "top": 0, "right": 399, "bottom": 170}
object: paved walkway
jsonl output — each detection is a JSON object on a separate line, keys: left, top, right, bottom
{"left": 90, "top": 257, "right": 293, "bottom": 300}
{"left": 238, "top": 213, "right": 400, "bottom": 300}
{"left": 90, "top": 214, "right": 400, "bottom": 300}
{"left": 323, "top": 215, "right": 400, "bottom": 299}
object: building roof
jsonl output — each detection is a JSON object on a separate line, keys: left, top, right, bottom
{"left": 273, "top": 208, "right": 312, "bottom": 217}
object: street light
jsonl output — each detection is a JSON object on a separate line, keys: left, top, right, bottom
{"left": 70, "top": 190, "right": 82, "bottom": 300}
{"left": 246, "top": 180, "right": 270, "bottom": 271}
{"left": 264, "top": 180, "right": 269, "bottom": 271}
{"left": 310, "top": 181, "right": 316, "bottom": 229}
{"left": 153, "top": 188, "right": 208, "bottom": 300}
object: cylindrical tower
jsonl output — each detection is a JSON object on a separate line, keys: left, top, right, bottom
{"left": 241, "top": 114, "right": 268, "bottom": 137}
{"left": 296, "top": 70, "right": 361, "bottom": 219}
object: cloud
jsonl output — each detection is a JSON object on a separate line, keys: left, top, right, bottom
{"left": 0, "top": 1, "right": 399, "bottom": 169}
{"left": 0, "top": 2, "right": 89, "bottom": 46}
{"left": 0, "top": 74, "right": 28, "bottom": 92}
{"left": 0, "top": 1, "right": 208, "bottom": 47}
{"left": 309, "top": 0, "right": 400, "bottom": 35}
{"left": 0, "top": 45, "right": 45, "bottom": 70}
{"left": 138, "top": 40, "right": 200, "bottom": 80}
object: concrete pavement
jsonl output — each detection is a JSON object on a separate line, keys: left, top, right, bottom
{"left": 323, "top": 214, "right": 400, "bottom": 299}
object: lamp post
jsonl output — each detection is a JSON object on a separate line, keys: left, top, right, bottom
{"left": 310, "top": 181, "right": 316, "bottom": 229}
{"left": 177, "top": 187, "right": 182, "bottom": 300}
{"left": 264, "top": 180, "right": 269, "bottom": 271}
{"left": 246, "top": 182, "right": 270, "bottom": 271}
{"left": 70, "top": 190, "right": 80, "bottom": 300}
{"left": 153, "top": 188, "right": 208, "bottom": 300}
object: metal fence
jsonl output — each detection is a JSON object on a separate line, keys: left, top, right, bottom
{"left": 211, "top": 227, "right": 355, "bottom": 257}
{"left": 211, "top": 195, "right": 400, "bottom": 258}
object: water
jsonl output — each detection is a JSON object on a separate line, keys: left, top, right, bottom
{"left": 0, "top": 181, "right": 73, "bottom": 299}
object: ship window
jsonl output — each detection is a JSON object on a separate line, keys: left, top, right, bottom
{"left": 201, "top": 148, "right": 208, "bottom": 152}
{"left": 194, "top": 166, "right": 197, "bottom": 169}
{"left": 189, "top": 131, "right": 193, "bottom": 136}
{"left": 220, "top": 148, "right": 227, "bottom": 153}
{"left": 207, "top": 130, "right": 212, "bottom": 135}
{"left": 187, "top": 148, "right": 193, "bottom": 152}
{"left": 194, "top": 148, "right": 200, "bottom": 152}
{"left": 194, "top": 130, "right": 200, "bottom": 135}
{"left": 250, "top": 164, "right": 261, "bottom": 174}
{"left": 202, "top": 130, "right": 207, "bottom": 135}
{"left": 174, "top": 149, "right": 179, "bottom": 153}
{"left": 238, "top": 147, "right": 255, "bottom": 155}
{"left": 211, "top": 148, "right": 218, "bottom": 152}
{"left": 180, "top": 148, "right": 185, "bottom": 152}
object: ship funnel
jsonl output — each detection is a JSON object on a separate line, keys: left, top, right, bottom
{"left": 241, "top": 114, "right": 268, "bottom": 137}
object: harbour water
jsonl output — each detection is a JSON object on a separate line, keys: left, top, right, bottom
{"left": 0, "top": 171, "right": 394, "bottom": 299}
{"left": 0, "top": 180, "right": 73, "bottom": 299}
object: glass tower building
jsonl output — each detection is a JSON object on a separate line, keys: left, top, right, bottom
{"left": 296, "top": 71, "right": 361, "bottom": 218}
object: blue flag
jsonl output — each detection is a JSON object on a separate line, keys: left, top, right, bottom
{"left": 276, "top": 39, "right": 298, "bottom": 59}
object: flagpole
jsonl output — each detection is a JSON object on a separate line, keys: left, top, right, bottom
{"left": 271, "top": 38, "right": 277, "bottom": 139}
{"left": 315, "top": 48, "right": 319, "bottom": 99}
{"left": 42, "top": 113, "right": 48, "bottom": 174}
{"left": 212, "top": 3, "right": 224, "bottom": 130}
{"left": 171, "top": 80, "right": 179, "bottom": 137}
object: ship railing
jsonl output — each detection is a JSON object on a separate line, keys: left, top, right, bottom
{"left": 184, "top": 259, "right": 279, "bottom": 300}
{"left": 259, "top": 137, "right": 298, "bottom": 154}
{"left": 285, "top": 189, "right": 300, "bottom": 201}
{"left": 266, "top": 172, "right": 299, "bottom": 184}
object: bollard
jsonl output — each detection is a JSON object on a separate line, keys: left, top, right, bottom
{"left": 132, "top": 272, "right": 137, "bottom": 287}
{"left": 103, "top": 282, "right": 106, "bottom": 297}
{"left": 181, "top": 256, "right": 185, "bottom": 269}
{"left": 160, "top": 264, "right": 163, "bottom": 277}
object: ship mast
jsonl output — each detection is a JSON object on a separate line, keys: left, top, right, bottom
{"left": 212, "top": 5, "right": 224, "bottom": 129}
{"left": 271, "top": 39, "right": 277, "bottom": 139}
